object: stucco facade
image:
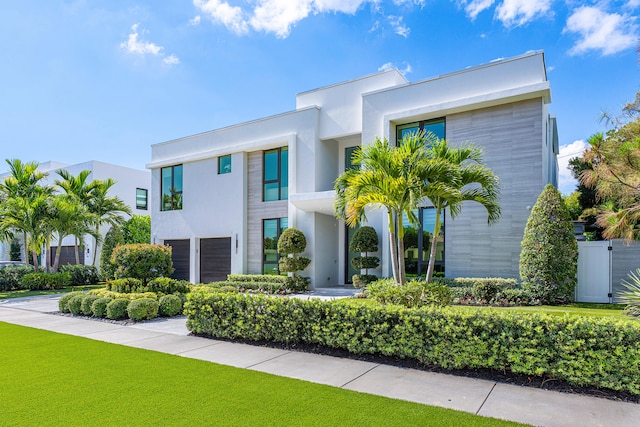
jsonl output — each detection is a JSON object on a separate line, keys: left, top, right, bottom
{"left": 148, "top": 51, "right": 558, "bottom": 287}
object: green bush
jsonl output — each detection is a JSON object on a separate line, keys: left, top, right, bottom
{"left": 350, "top": 226, "right": 380, "bottom": 286}
{"left": 59, "top": 264, "right": 101, "bottom": 286}
{"left": 81, "top": 294, "right": 102, "bottom": 316}
{"left": 207, "top": 274, "right": 304, "bottom": 294}
{"left": 19, "top": 272, "right": 70, "bottom": 290}
{"left": 127, "top": 298, "right": 159, "bottom": 321}
{"left": 365, "top": 279, "right": 452, "bottom": 307}
{"left": 492, "top": 288, "right": 541, "bottom": 306}
{"left": 58, "top": 291, "right": 86, "bottom": 313}
{"left": 105, "top": 278, "right": 144, "bottom": 293}
{"left": 619, "top": 269, "right": 640, "bottom": 318}
{"left": 520, "top": 184, "right": 578, "bottom": 304}
{"left": 147, "top": 277, "right": 191, "bottom": 295}
{"left": 100, "top": 226, "right": 125, "bottom": 281}
{"left": 185, "top": 291, "right": 640, "bottom": 395}
{"left": 277, "top": 228, "right": 310, "bottom": 290}
{"left": 0, "top": 266, "right": 33, "bottom": 291}
{"left": 432, "top": 277, "right": 518, "bottom": 289}
{"left": 111, "top": 244, "right": 174, "bottom": 284}
{"left": 352, "top": 274, "right": 377, "bottom": 289}
{"left": 91, "top": 297, "right": 111, "bottom": 318}
{"left": 68, "top": 294, "right": 87, "bottom": 315}
{"left": 227, "top": 274, "right": 288, "bottom": 284}
{"left": 106, "top": 298, "right": 129, "bottom": 320}
{"left": 158, "top": 294, "right": 183, "bottom": 317}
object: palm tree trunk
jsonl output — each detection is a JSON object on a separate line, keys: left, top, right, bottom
{"left": 397, "top": 215, "right": 406, "bottom": 285}
{"left": 74, "top": 236, "right": 79, "bottom": 265}
{"left": 31, "top": 249, "right": 39, "bottom": 272}
{"left": 53, "top": 234, "right": 64, "bottom": 273}
{"left": 22, "top": 231, "right": 28, "bottom": 263}
{"left": 426, "top": 208, "right": 442, "bottom": 283}
{"left": 92, "top": 226, "right": 99, "bottom": 266}
{"left": 387, "top": 210, "right": 400, "bottom": 283}
{"left": 45, "top": 235, "right": 51, "bottom": 273}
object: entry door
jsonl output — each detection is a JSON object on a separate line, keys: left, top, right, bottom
{"left": 200, "top": 237, "right": 231, "bottom": 283}
{"left": 576, "top": 241, "right": 611, "bottom": 303}
{"left": 164, "top": 239, "right": 190, "bottom": 281}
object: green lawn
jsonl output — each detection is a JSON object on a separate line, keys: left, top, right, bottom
{"left": 0, "top": 284, "right": 104, "bottom": 300}
{"left": 0, "top": 322, "right": 523, "bottom": 427}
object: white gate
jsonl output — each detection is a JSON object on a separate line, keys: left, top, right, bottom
{"left": 576, "top": 241, "right": 611, "bottom": 303}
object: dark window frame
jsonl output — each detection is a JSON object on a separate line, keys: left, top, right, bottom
{"left": 262, "top": 147, "right": 288, "bottom": 201}
{"left": 218, "top": 155, "right": 232, "bottom": 175}
{"left": 136, "top": 188, "right": 148, "bottom": 210}
{"left": 262, "top": 217, "right": 288, "bottom": 275}
{"left": 161, "top": 164, "right": 183, "bottom": 211}
{"left": 396, "top": 118, "right": 446, "bottom": 146}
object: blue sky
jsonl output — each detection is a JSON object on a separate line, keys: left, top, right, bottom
{"left": 0, "top": 1, "right": 638, "bottom": 194}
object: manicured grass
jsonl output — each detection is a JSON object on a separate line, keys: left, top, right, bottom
{"left": 452, "top": 303, "right": 630, "bottom": 320}
{"left": 0, "top": 322, "right": 522, "bottom": 427}
{"left": 0, "top": 284, "right": 104, "bottom": 300}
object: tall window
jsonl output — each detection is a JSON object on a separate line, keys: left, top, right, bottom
{"left": 136, "top": 188, "right": 148, "bottom": 210}
{"left": 263, "top": 218, "right": 288, "bottom": 274}
{"left": 218, "top": 155, "right": 231, "bottom": 174}
{"left": 263, "top": 147, "right": 288, "bottom": 201}
{"left": 396, "top": 118, "right": 445, "bottom": 145}
{"left": 402, "top": 207, "right": 445, "bottom": 277}
{"left": 161, "top": 165, "right": 183, "bottom": 211}
{"left": 345, "top": 146, "right": 359, "bottom": 171}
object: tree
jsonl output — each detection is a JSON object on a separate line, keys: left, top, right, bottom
{"left": 47, "top": 195, "right": 95, "bottom": 273}
{"left": 423, "top": 138, "right": 501, "bottom": 283}
{"left": 277, "top": 227, "right": 310, "bottom": 277}
{"left": 100, "top": 226, "right": 125, "bottom": 280}
{"left": 349, "top": 226, "right": 380, "bottom": 288}
{"left": 520, "top": 184, "right": 578, "bottom": 304}
{"left": 123, "top": 215, "right": 151, "bottom": 244}
{"left": 112, "top": 244, "right": 173, "bottom": 284}
{"left": 335, "top": 134, "right": 457, "bottom": 284}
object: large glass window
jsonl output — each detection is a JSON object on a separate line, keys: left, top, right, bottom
{"left": 161, "top": 165, "right": 183, "bottom": 211}
{"left": 396, "top": 118, "right": 445, "bottom": 145}
{"left": 263, "top": 147, "right": 288, "bottom": 201}
{"left": 263, "top": 217, "right": 288, "bottom": 274}
{"left": 345, "top": 146, "right": 359, "bottom": 171}
{"left": 218, "top": 155, "right": 231, "bottom": 174}
{"left": 402, "top": 207, "right": 444, "bottom": 277}
{"left": 136, "top": 188, "right": 148, "bottom": 210}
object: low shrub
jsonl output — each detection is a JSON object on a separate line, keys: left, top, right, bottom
{"left": 433, "top": 277, "right": 518, "bottom": 289}
{"left": 19, "top": 272, "right": 70, "bottom": 290}
{"left": 58, "top": 291, "right": 86, "bottom": 313}
{"left": 127, "top": 298, "right": 159, "bottom": 321}
{"left": 0, "top": 266, "right": 33, "bottom": 291}
{"left": 59, "top": 265, "right": 101, "bottom": 286}
{"left": 106, "top": 298, "right": 129, "bottom": 320}
{"left": 81, "top": 294, "right": 102, "bottom": 316}
{"left": 90, "top": 289, "right": 158, "bottom": 301}
{"left": 147, "top": 277, "right": 191, "bottom": 295}
{"left": 158, "top": 294, "right": 183, "bottom": 317}
{"left": 104, "top": 278, "right": 144, "bottom": 293}
{"left": 185, "top": 291, "right": 640, "bottom": 395}
{"left": 112, "top": 244, "right": 174, "bottom": 284}
{"left": 68, "top": 294, "right": 87, "bottom": 315}
{"left": 619, "top": 269, "right": 640, "bottom": 318}
{"left": 227, "top": 274, "right": 288, "bottom": 284}
{"left": 206, "top": 274, "right": 303, "bottom": 294}
{"left": 91, "top": 297, "right": 111, "bottom": 318}
{"left": 492, "top": 288, "right": 541, "bottom": 306}
{"left": 365, "top": 279, "right": 452, "bottom": 307}
{"left": 352, "top": 274, "right": 377, "bottom": 289}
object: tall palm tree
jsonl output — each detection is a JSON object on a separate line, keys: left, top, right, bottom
{"left": 335, "top": 134, "right": 457, "bottom": 284}
{"left": 423, "top": 138, "right": 501, "bottom": 282}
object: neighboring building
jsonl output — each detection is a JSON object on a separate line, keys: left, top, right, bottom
{"left": 0, "top": 160, "right": 151, "bottom": 266}
{"left": 147, "top": 51, "right": 558, "bottom": 287}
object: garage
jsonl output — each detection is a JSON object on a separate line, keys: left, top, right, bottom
{"left": 164, "top": 239, "right": 190, "bottom": 281}
{"left": 199, "top": 237, "right": 231, "bottom": 284}
{"left": 50, "top": 246, "right": 84, "bottom": 266}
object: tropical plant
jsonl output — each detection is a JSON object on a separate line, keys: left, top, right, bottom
{"left": 422, "top": 138, "right": 501, "bottom": 282}
{"left": 619, "top": 268, "right": 640, "bottom": 318}
{"left": 277, "top": 228, "right": 310, "bottom": 289}
{"left": 123, "top": 215, "right": 151, "bottom": 244}
{"left": 520, "top": 184, "right": 578, "bottom": 304}
{"left": 349, "top": 226, "right": 379, "bottom": 287}
{"left": 47, "top": 195, "right": 95, "bottom": 272}
{"left": 111, "top": 243, "right": 174, "bottom": 284}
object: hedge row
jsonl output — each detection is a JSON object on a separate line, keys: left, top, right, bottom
{"left": 105, "top": 277, "right": 191, "bottom": 295}
{"left": 0, "top": 265, "right": 100, "bottom": 291}
{"left": 184, "top": 291, "right": 640, "bottom": 394}
{"left": 204, "top": 274, "right": 307, "bottom": 294}
{"left": 59, "top": 291, "right": 183, "bottom": 320}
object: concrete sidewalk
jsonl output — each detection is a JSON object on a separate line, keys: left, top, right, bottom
{"left": 1, "top": 294, "right": 639, "bottom": 427}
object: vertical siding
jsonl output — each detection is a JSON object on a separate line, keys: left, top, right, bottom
{"left": 612, "top": 239, "right": 640, "bottom": 303}
{"left": 246, "top": 151, "right": 288, "bottom": 274}
{"left": 445, "top": 99, "right": 545, "bottom": 279}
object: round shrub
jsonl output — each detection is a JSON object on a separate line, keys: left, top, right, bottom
{"left": 127, "top": 298, "right": 159, "bottom": 321}
{"left": 91, "top": 297, "right": 111, "bottom": 318}
{"left": 81, "top": 294, "right": 102, "bottom": 316}
{"left": 106, "top": 298, "right": 130, "bottom": 320}
{"left": 58, "top": 291, "right": 85, "bottom": 313}
{"left": 68, "top": 294, "right": 87, "bottom": 315}
{"left": 158, "top": 294, "right": 183, "bottom": 317}
{"left": 147, "top": 277, "right": 191, "bottom": 294}
{"left": 111, "top": 244, "right": 174, "bottom": 284}
{"left": 352, "top": 274, "right": 377, "bottom": 289}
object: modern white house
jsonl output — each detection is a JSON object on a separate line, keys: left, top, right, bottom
{"left": 0, "top": 160, "right": 151, "bottom": 267}
{"left": 147, "top": 51, "right": 558, "bottom": 287}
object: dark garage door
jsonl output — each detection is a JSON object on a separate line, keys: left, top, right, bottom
{"left": 50, "top": 245, "right": 84, "bottom": 266}
{"left": 164, "top": 239, "right": 190, "bottom": 281}
{"left": 200, "top": 237, "right": 231, "bottom": 283}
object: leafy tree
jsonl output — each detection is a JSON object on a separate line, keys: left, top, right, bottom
{"left": 123, "top": 215, "right": 151, "bottom": 244}
{"left": 112, "top": 244, "right": 173, "bottom": 284}
{"left": 562, "top": 191, "right": 582, "bottom": 221}
{"left": 277, "top": 228, "right": 311, "bottom": 276}
{"left": 520, "top": 184, "right": 578, "bottom": 304}
{"left": 349, "top": 226, "right": 379, "bottom": 287}
{"left": 100, "top": 226, "right": 125, "bottom": 280}
{"left": 423, "top": 138, "right": 501, "bottom": 283}
{"left": 47, "top": 195, "right": 95, "bottom": 273}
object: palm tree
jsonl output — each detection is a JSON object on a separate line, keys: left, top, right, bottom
{"left": 335, "top": 134, "right": 457, "bottom": 284}
{"left": 423, "top": 138, "right": 501, "bottom": 282}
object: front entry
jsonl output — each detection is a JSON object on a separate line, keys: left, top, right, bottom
{"left": 200, "top": 237, "right": 231, "bottom": 283}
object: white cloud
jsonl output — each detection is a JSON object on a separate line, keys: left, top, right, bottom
{"left": 163, "top": 54, "right": 180, "bottom": 65}
{"left": 250, "top": 0, "right": 312, "bottom": 38}
{"left": 558, "top": 139, "right": 587, "bottom": 194}
{"left": 392, "top": 0, "right": 426, "bottom": 6}
{"left": 120, "top": 24, "right": 164, "bottom": 56}
{"left": 315, "top": 0, "right": 369, "bottom": 14}
{"left": 193, "top": 0, "right": 249, "bottom": 35}
{"left": 378, "top": 61, "right": 412, "bottom": 75}
{"left": 189, "top": 15, "right": 202, "bottom": 26}
{"left": 459, "top": 0, "right": 495, "bottom": 20}
{"left": 388, "top": 15, "right": 410, "bottom": 37}
{"left": 489, "top": 56, "right": 504, "bottom": 62}
{"left": 495, "top": 0, "right": 552, "bottom": 27}
{"left": 564, "top": 6, "right": 638, "bottom": 56}
{"left": 626, "top": 0, "right": 640, "bottom": 8}
{"left": 547, "top": 65, "right": 555, "bottom": 72}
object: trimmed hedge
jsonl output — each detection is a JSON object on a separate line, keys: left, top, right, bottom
{"left": 106, "top": 298, "right": 129, "bottom": 320}
{"left": 105, "top": 277, "right": 190, "bottom": 295}
{"left": 208, "top": 274, "right": 306, "bottom": 294}
{"left": 127, "top": 298, "right": 159, "bottom": 321}
{"left": 433, "top": 277, "right": 518, "bottom": 289}
{"left": 185, "top": 291, "right": 640, "bottom": 394}
{"left": 91, "top": 297, "right": 111, "bottom": 318}
{"left": 58, "top": 291, "right": 86, "bottom": 313}
{"left": 68, "top": 294, "right": 86, "bottom": 315}
{"left": 59, "top": 265, "right": 101, "bottom": 286}
{"left": 0, "top": 266, "right": 34, "bottom": 291}
{"left": 81, "top": 294, "right": 102, "bottom": 316}
{"left": 158, "top": 294, "right": 183, "bottom": 317}
{"left": 365, "top": 279, "right": 452, "bottom": 307}
{"left": 19, "top": 272, "right": 70, "bottom": 290}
